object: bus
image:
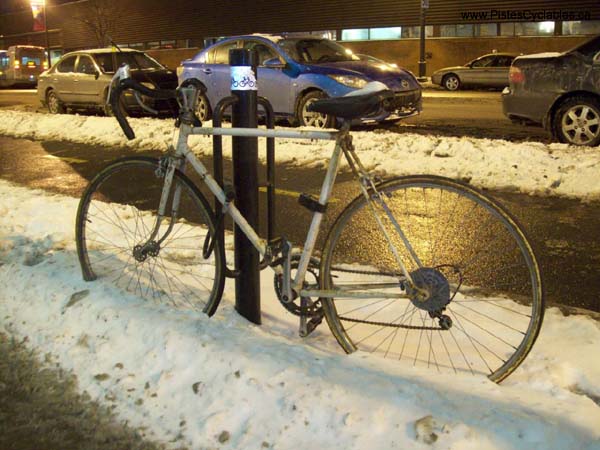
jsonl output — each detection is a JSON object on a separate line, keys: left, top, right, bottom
{"left": 0, "top": 45, "right": 48, "bottom": 87}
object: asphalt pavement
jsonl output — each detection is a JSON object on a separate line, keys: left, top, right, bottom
{"left": 0, "top": 136, "right": 598, "bottom": 313}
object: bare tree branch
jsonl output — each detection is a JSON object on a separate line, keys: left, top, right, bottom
{"left": 74, "top": 0, "right": 123, "bottom": 48}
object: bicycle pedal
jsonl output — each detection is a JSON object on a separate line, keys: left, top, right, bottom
{"left": 299, "top": 315, "right": 324, "bottom": 338}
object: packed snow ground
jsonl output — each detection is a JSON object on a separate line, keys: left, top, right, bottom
{"left": 1, "top": 181, "right": 600, "bottom": 449}
{"left": 1, "top": 110, "right": 600, "bottom": 201}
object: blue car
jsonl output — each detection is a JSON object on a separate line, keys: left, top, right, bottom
{"left": 177, "top": 34, "right": 422, "bottom": 128}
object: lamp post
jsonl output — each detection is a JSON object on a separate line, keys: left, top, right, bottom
{"left": 31, "top": 0, "right": 51, "bottom": 67}
{"left": 418, "top": 0, "right": 429, "bottom": 81}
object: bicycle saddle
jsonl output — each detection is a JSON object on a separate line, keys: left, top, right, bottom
{"left": 307, "top": 82, "right": 394, "bottom": 120}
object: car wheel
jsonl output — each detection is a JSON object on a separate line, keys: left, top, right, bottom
{"left": 46, "top": 89, "right": 65, "bottom": 114}
{"left": 296, "top": 91, "right": 334, "bottom": 129}
{"left": 442, "top": 74, "right": 460, "bottom": 91}
{"left": 195, "top": 92, "right": 212, "bottom": 122}
{"left": 554, "top": 96, "right": 600, "bottom": 146}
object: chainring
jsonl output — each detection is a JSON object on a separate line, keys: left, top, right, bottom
{"left": 273, "top": 255, "right": 323, "bottom": 317}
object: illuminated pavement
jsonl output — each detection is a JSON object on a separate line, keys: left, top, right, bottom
{"left": 0, "top": 136, "right": 598, "bottom": 313}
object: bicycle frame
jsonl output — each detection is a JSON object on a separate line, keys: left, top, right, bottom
{"left": 155, "top": 120, "right": 415, "bottom": 303}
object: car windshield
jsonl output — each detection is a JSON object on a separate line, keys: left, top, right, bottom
{"left": 93, "top": 52, "right": 163, "bottom": 73}
{"left": 568, "top": 35, "right": 600, "bottom": 58}
{"left": 277, "top": 38, "right": 359, "bottom": 64}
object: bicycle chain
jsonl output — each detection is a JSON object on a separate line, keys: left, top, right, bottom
{"left": 339, "top": 316, "right": 442, "bottom": 330}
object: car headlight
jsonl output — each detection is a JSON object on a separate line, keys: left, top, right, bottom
{"left": 328, "top": 75, "right": 368, "bottom": 89}
{"left": 176, "top": 66, "right": 184, "bottom": 77}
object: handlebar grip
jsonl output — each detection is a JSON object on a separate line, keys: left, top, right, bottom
{"left": 109, "top": 78, "right": 177, "bottom": 140}
{"left": 110, "top": 81, "right": 135, "bottom": 140}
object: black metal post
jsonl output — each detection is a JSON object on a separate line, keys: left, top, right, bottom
{"left": 230, "top": 48, "right": 261, "bottom": 324}
{"left": 418, "top": 0, "right": 428, "bottom": 81}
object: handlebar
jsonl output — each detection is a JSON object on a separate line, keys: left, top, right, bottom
{"left": 108, "top": 64, "right": 179, "bottom": 140}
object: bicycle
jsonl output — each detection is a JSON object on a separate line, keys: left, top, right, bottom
{"left": 75, "top": 65, "right": 544, "bottom": 383}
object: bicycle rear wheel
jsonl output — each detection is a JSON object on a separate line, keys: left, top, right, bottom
{"left": 76, "top": 156, "right": 225, "bottom": 315}
{"left": 320, "top": 175, "right": 544, "bottom": 382}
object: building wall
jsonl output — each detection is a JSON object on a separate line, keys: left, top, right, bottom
{"left": 1, "top": 0, "right": 598, "bottom": 74}
{"left": 2, "top": 0, "right": 599, "bottom": 50}
{"left": 146, "top": 48, "right": 199, "bottom": 70}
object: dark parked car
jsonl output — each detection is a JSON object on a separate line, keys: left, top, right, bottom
{"left": 178, "top": 34, "right": 421, "bottom": 128}
{"left": 431, "top": 53, "right": 517, "bottom": 91}
{"left": 502, "top": 35, "right": 600, "bottom": 146}
{"left": 37, "top": 48, "right": 178, "bottom": 115}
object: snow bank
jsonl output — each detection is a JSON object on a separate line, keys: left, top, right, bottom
{"left": 0, "top": 110, "right": 599, "bottom": 201}
{"left": 1, "top": 180, "right": 600, "bottom": 449}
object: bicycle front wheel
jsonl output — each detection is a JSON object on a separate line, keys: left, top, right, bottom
{"left": 76, "top": 157, "right": 225, "bottom": 315}
{"left": 320, "top": 175, "right": 544, "bottom": 382}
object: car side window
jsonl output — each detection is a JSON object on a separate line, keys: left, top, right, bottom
{"left": 471, "top": 56, "right": 494, "bottom": 68}
{"left": 213, "top": 41, "right": 238, "bottom": 64}
{"left": 495, "top": 56, "right": 514, "bottom": 67}
{"left": 243, "top": 40, "right": 278, "bottom": 66}
{"left": 57, "top": 55, "right": 76, "bottom": 73}
{"left": 94, "top": 53, "right": 114, "bottom": 73}
{"left": 76, "top": 55, "right": 97, "bottom": 75}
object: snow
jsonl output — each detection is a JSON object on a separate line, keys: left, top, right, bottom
{"left": 1, "top": 180, "right": 600, "bottom": 449}
{"left": 0, "top": 110, "right": 599, "bottom": 201}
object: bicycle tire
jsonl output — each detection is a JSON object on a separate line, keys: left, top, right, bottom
{"left": 320, "top": 175, "right": 544, "bottom": 382}
{"left": 75, "top": 156, "right": 225, "bottom": 315}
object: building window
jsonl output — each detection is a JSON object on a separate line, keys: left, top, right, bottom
{"left": 563, "top": 20, "right": 600, "bottom": 35}
{"left": 401, "top": 26, "right": 433, "bottom": 38}
{"left": 341, "top": 29, "right": 369, "bottom": 41}
{"left": 501, "top": 21, "right": 556, "bottom": 36}
{"left": 128, "top": 43, "right": 144, "bottom": 50}
{"left": 284, "top": 30, "right": 337, "bottom": 39}
{"left": 369, "top": 27, "right": 402, "bottom": 40}
{"left": 500, "top": 23, "right": 515, "bottom": 36}
{"left": 440, "top": 24, "right": 474, "bottom": 37}
{"left": 341, "top": 26, "right": 432, "bottom": 41}
{"left": 475, "top": 23, "right": 497, "bottom": 36}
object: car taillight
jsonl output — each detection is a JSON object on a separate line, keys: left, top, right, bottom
{"left": 509, "top": 66, "right": 525, "bottom": 83}
{"left": 43, "top": 61, "right": 49, "bottom": 70}
{"left": 14, "top": 60, "right": 20, "bottom": 69}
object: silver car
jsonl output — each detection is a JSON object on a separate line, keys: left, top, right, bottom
{"left": 37, "top": 48, "right": 178, "bottom": 115}
{"left": 431, "top": 53, "right": 517, "bottom": 91}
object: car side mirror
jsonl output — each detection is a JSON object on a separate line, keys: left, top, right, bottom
{"left": 263, "top": 57, "right": 285, "bottom": 69}
{"left": 94, "top": 69, "right": 100, "bottom": 79}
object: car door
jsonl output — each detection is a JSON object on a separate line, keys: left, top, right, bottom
{"left": 51, "top": 55, "right": 77, "bottom": 103}
{"left": 462, "top": 55, "right": 495, "bottom": 86}
{"left": 203, "top": 40, "right": 239, "bottom": 107}
{"left": 73, "top": 55, "right": 101, "bottom": 104}
{"left": 242, "top": 39, "right": 291, "bottom": 114}
{"left": 489, "top": 56, "right": 514, "bottom": 87}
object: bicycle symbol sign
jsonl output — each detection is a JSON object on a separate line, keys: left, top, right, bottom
{"left": 231, "top": 66, "right": 257, "bottom": 91}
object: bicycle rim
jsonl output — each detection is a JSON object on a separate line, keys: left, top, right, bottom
{"left": 75, "top": 157, "right": 225, "bottom": 315}
{"left": 320, "top": 175, "right": 544, "bottom": 382}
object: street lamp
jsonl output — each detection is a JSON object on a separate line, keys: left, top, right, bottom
{"left": 30, "top": 0, "right": 51, "bottom": 67}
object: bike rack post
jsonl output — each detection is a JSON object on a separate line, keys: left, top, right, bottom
{"left": 258, "top": 96, "right": 276, "bottom": 242}
{"left": 230, "top": 48, "right": 261, "bottom": 325}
